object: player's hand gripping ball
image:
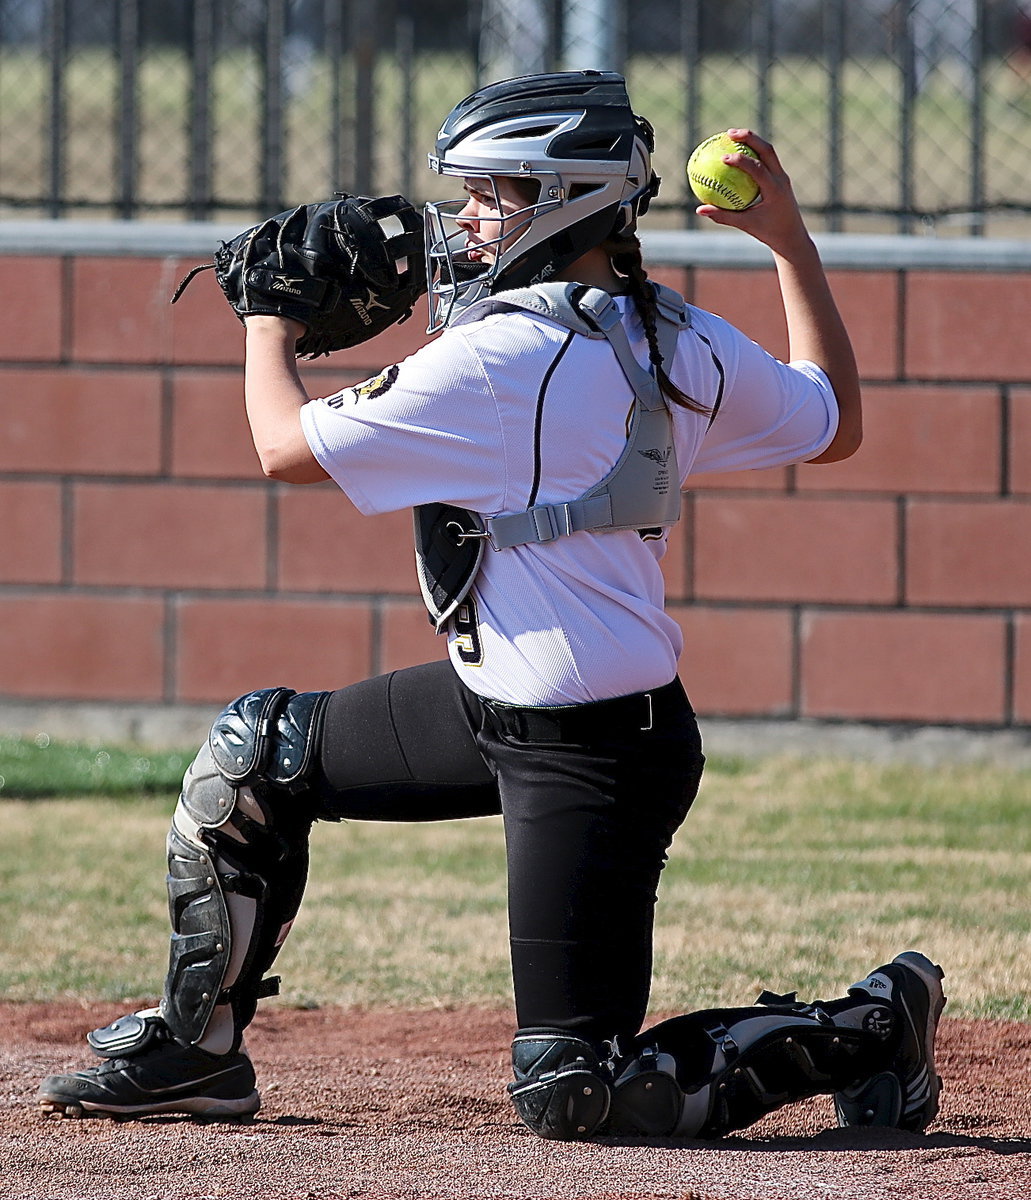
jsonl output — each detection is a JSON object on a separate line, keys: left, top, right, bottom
{"left": 686, "top": 133, "right": 760, "bottom": 211}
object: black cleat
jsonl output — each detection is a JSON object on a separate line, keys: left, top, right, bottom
{"left": 37, "top": 1018, "right": 260, "bottom": 1120}
{"left": 833, "top": 950, "right": 946, "bottom": 1132}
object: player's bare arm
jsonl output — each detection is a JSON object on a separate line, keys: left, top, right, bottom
{"left": 696, "top": 128, "right": 862, "bottom": 464}
{"left": 244, "top": 315, "right": 328, "bottom": 484}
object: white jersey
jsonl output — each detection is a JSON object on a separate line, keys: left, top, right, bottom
{"left": 301, "top": 296, "right": 837, "bottom": 706}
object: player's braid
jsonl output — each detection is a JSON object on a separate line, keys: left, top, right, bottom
{"left": 602, "top": 233, "right": 709, "bottom": 415}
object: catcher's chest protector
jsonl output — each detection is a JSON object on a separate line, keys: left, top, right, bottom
{"left": 414, "top": 282, "right": 691, "bottom": 631}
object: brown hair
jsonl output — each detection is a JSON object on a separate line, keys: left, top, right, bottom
{"left": 602, "top": 232, "right": 710, "bottom": 415}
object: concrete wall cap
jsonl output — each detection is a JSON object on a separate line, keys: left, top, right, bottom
{"left": 1, "top": 220, "right": 1030, "bottom": 271}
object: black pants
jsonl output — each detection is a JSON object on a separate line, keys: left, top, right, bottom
{"left": 312, "top": 660, "right": 705, "bottom": 1046}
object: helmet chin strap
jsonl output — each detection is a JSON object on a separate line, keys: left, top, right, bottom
{"left": 426, "top": 221, "right": 497, "bottom": 329}
{"left": 436, "top": 250, "right": 486, "bottom": 288}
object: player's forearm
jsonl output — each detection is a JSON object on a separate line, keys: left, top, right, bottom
{"left": 772, "top": 237, "right": 862, "bottom": 463}
{"left": 243, "top": 317, "right": 327, "bottom": 483}
{"left": 695, "top": 130, "right": 862, "bottom": 464}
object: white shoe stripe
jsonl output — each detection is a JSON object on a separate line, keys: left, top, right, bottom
{"left": 122, "top": 1065, "right": 243, "bottom": 1097}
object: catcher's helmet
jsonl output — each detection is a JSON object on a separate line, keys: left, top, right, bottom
{"left": 425, "top": 70, "right": 660, "bottom": 330}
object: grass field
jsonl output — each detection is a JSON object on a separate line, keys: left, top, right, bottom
{"left": 1, "top": 738, "right": 1027, "bottom": 1022}
{"left": 3, "top": 47, "right": 1031, "bottom": 235}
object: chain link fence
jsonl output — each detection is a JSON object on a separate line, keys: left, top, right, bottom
{"left": 2, "top": 0, "right": 1030, "bottom": 234}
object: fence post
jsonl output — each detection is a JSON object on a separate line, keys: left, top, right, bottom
{"left": 899, "top": 4, "right": 916, "bottom": 233}
{"left": 681, "top": 0, "right": 702, "bottom": 228}
{"left": 190, "top": 0, "right": 215, "bottom": 220}
{"left": 324, "top": 0, "right": 344, "bottom": 192}
{"left": 969, "top": 0, "right": 986, "bottom": 235}
{"left": 46, "top": 0, "right": 69, "bottom": 218}
{"left": 562, "top": 0, "right": 620, "bottom": 72}
{"left": 352, "top": 0, "right": 377, "bottom": 196}
{"left": 756, "top": 0, "right": 775, "bottom": 140}
{"left": 397, "top": 6, "right": 415, "bottom": 201}
{"left": 262, "top": 0, "right": 287, "bottom": 213}
{"left": 117, "top": 0, "right": 140, "bottom": 220}
{"left": 826, "top": 0, "right": 846, "bottom": 233}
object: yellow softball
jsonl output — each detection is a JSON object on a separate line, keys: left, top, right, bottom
{"left": 686, "top": 133, "right": 760, "bottom": 211}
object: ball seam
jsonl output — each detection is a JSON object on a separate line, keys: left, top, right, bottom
{"left": 688, "top": 173, "right": 746, "bottom": 207}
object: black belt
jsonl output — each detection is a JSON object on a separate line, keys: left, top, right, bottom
{"left": 481, "top": 678, "right": 682, "bottom": 744}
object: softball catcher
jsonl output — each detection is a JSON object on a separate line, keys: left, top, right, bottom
{"left": 38, "top": 71, "right": 945, "bottom": 1140}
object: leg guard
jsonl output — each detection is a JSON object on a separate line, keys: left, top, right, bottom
{"left": 508, "top": 1029, "right": 612, "bottom": 1140}
{"left": 161, "top": 686, "right": 329, "bottom": 1054}
{"left": 607, "top": 991, "right": 897, "bottom": 1139}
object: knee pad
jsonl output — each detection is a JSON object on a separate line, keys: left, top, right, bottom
{"left": 207, "top": 686, "right": 328, "bottom": 794}
{"left": 508, "top": 1029, "right": 611, "bottom": 1140}
{"left": 162, "top": 687, "right": 329, "bottom": 1051}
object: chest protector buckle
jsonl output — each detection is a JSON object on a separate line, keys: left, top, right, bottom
{"left": 414, "top": 281, "right": 690, "bottom": 631}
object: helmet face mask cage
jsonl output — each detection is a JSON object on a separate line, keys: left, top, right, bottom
{"left": 425, "top": 168, "right": 563, "bottom": 331}
{"left": 424, "top": 72, "right": 659, "bottom": 332}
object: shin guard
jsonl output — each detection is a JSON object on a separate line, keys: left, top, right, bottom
{"left": 608, "top": 993, "right": 896, "bottom": 1139}
{"left": 160, "top": 688, "right": 328, "bottom": 1053}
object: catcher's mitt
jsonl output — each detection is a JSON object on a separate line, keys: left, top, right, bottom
{"left": 171, "top": 193, "right": 427, "bottom": 357}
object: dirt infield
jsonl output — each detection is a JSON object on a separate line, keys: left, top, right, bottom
{"left": 3, "top": 1002, "right": 1029, "bottom": 1200}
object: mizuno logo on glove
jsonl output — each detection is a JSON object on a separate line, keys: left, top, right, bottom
{"left": 348, "top": 289, "right": 390, "bottom": 325}
{"left": 270, "top": 277, "right": 306, "bottom": 294}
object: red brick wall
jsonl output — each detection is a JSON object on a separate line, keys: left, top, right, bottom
{"left": 2, "top": 239, "right": 1029, "bottom": 730}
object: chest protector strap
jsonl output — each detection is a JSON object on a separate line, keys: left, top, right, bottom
{"left": 414, "top": 282, "right": 690, "bottom": 631}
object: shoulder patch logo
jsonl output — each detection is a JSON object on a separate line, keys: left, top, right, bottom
{"left": 353, "top": 365, "right": 399, "bottom": 402}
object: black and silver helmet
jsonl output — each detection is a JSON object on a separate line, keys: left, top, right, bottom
{"left": 425, "top": 70, "right": 660, "bottom": 331}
